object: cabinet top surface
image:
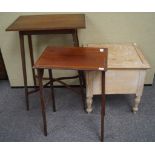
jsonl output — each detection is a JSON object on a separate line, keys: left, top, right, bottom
{"left": 6, "top": 14, "right": 85, "bottom": 31}
{"left": 33, "top": 47, "right": 108, "bottom": 71}
{"left": 88, "top": 43, "right": 150, "bottom": 69}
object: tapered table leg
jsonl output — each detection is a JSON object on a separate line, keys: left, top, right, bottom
{"left": 78, "top": 71, "right": 86, "bottom": 111}
{"left": 37, "top": 69, "right": 47, "bottom": 136}
{"left": 101, "top": 71, "right": 106, "bottom": 142}
{"left": 72, "top": 29, "right": 86, "bottom": 87}
{"left": 19, "top": 32, "right": 29, "bottom": 111}
{"left": 28, "top": 35, "right": 37, "bottom": 87}
{"left": 48, "top": 69, "right": 56, "bottom": 112}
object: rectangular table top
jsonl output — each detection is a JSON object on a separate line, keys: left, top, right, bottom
{"left": 6, "top": 14, "right": 85, "bottom": 31}
{"left": 33, "top": 47, "right": 108, "bottom": 71}
{"left": 87, "top": 43, "right": 150, "bottom": 69}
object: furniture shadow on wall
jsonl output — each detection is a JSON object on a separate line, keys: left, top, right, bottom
{"left": 0, "top": 49, "right": 8, "bottom": 80}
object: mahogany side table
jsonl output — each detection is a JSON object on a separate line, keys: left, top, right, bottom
{"left": 6, "top": 14, "right": 85, "bottom": 111}
{"left": 33, "top": 47, "right": 108, "bottom": 142}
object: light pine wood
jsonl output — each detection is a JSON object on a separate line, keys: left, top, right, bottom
{"left": 85, "top": 43, "right": 150, "bottom": 113}
{"left": 86, "top": 71, "right": 94, "bottom": 113}
{"left": 133, "top": 70, "right": 146, "bottom": 113}
{"left": 91, "top": 70, "right": 140, "bottom": 95}
{"left": 88, "top": 43, "right": 150, "bottom": 69}
{"left": 134, "top": 43, "right": 150, "bottom": 69}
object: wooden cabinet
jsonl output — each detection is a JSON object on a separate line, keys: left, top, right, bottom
{"left": 85, "top": 43, "right": 150, "bottom": 113}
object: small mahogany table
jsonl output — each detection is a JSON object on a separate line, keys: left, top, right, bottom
{"left": 33, "top": 47, "right": 108, "bottom": 142}
{"left": 6, "top": 14, "right": 85, "bottom": 111}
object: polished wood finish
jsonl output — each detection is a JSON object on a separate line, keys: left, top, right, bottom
{"left": 37, "top": 69, "right": 47, "bottom": 136}
{"left": 19, "top": 32, "right": 29, "bottom": 110}
{"left": 78, "top": 70, "right": 86, "bottom": 110}
{"left": 101, "top": 71, "right": 106, "bottom": 142}
{"left": 6, "top": 14, "right": 85, "bottom": 31}
{"left": 17, "top": 29, "right": 76, "bottom": 35}
{"left": 33, "top": 47, "right": 108, "bottom": 71}
{"left": 6, "top": 14, "right": 86, "bottom": 111}
{"left": 28, "top": 35, "right": 36, "bottom": 86}
{"left": 72, "top": 29, "right": 79, "bottom": 47}
{"left": 34, "top": 47, "right": 108, "bottom": 141}
{"left": 72, "top": 30, "right": 86, "bottom": 87}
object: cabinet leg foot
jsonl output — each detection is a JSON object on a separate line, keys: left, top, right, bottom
{"left": 86, "top": 97, "right": 93, "bottom": 113}
{"left": 132, "top": 96, "right": 141, "bottom": 113}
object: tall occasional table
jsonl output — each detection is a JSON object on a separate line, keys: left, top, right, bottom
{"left": 6, "top": 14, "right": 85, "bottom": 111}
{"left": 33, "top": 47, "right": 108, "bottom": 141}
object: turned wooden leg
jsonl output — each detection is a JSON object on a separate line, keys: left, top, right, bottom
{"left": 132, "top": 70, "right": 146, "bottom": 113}
{"left": 132, "top": 95, "right": 141, "bottom": 113}
{"left": 86, "top": 96, "right": 93, "bottom": 113}
{"left": 37, "top": 69, "right": 47, "bottom": 136}
{"left": 85, "top": 71, "right": 94, "bottom": 113}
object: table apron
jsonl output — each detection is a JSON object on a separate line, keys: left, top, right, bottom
{"left": 20, "top": 29, "right": 77, "bottom": 35}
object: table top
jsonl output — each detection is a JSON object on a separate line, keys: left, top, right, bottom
{"left": 6, "top": 14, "right": 85, "bottom": 31}
{"left": 87, "top": 43, "right": 150, "bottom": 69}
{"left": 33, "top": 47, "right": 108, "bottom": 71}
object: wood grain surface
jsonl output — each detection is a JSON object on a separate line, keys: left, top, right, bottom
{"left": 6, "top": 14, "right": 85, "bottom": 31}
{"left": 88, "top": 43, "right": 150, "bottom": 69}
{"left": 33, "top": 47, "right": 108, "bottom": 71}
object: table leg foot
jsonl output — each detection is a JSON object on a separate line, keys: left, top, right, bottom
{"left": 86, "top": 97, "right": 93, "bottom": 113}
{"left": 101, "top": 71, "right": 105, "bottom": 142}
{"left": 132, "top": 96, "right": 141, "bottom": 113}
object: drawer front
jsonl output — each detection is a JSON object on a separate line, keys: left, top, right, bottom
{"left": 92, "top": 70, "right": 140, "bottom": 94}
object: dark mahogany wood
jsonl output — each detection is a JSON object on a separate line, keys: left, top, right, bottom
{"left": 78, "top": 70, "right": 86, "bottom": 110}
{"left": 37, "top": 69, "right": 47, "bottom": 136}
{"left": 6, "top": 14, "right": 107, "bottom": 142}
{"left": 6, "top": 14, "right": 85, "bottom": 31}
{"left": 72, "top": 29, "right": 86, "bottom": 87}
{"left": 101, "top": 71, "right": 106, "bottom": 142}
{"left": 19, "top": 32, "right": 29, "bottom": 111}
{"left": 16, "top": 29, "right": 76, "bottom": 36}
{"left": 34, "top": 47, "right": 108, "bottom": 140}
{"left": 6, "top": 14, "right": 86, "bottom": 111}
{"left": 28, "top": 35, "right": 37, "bottom": 86}
{"left": 33, "top": 47, "right": 108, "bottom": 71}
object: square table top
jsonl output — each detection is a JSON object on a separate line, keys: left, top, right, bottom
{"left": 33, "top": 47, "right": 108, "bottom": 71}
{"left": 88, "top": 43, "right": 150, "bottom": 69}
{"left": 6, "top": 14, "right": 85, "bottom": 31}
